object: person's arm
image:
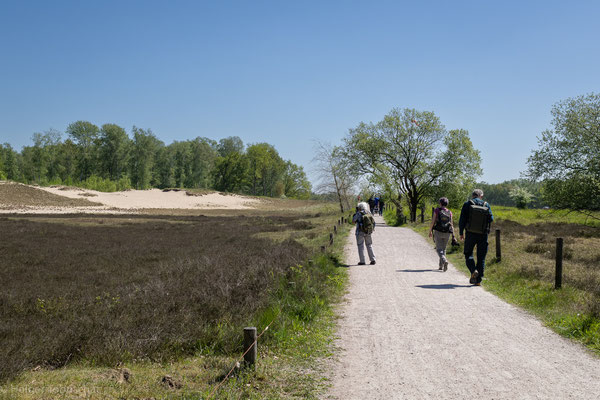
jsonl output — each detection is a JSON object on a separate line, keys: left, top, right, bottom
{"left": 458, "top": 202, "right": 469, "bottom": 239}
{"left": 429, "top": 209, "right": 437, "bottom": 238}
{"left": 487, "top": 203, "right": 494, "bottom": 222}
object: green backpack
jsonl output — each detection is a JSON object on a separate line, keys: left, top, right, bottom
{"left": 360, "top": 211, "right": 375, "bottom": 234}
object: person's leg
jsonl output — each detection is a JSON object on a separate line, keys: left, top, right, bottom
{"left": 356, "top": 233, "right": 366, "bottom": 264}
{"left": 435, "top": 231, "right": 451, "bottom": 270}
{"left": 475, "top": 234, "right": 489, "bottom": 283}
{"left": 365, "top": 234, "right": 376, "bottom": 263}
{"left": 463, "top": 233, "right": 477, "bottom": 275}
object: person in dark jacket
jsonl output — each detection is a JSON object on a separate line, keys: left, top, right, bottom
{"left": 459, "top": 189, "right": 494, "bottom": 285}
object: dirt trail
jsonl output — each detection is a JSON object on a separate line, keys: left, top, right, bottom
{"left": 328, "top": 216, "right": 600, "bottom": 400}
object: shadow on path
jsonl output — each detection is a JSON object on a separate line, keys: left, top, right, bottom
{"left": 396, "top": 269, "right": 437, "bottom": 273}
{"left": 416, "top": 284, "right": 473, "bottom": 289}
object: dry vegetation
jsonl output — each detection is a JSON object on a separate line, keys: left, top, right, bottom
{"left": 0, "top": 182, "right": 102, "bottom": 208}
{"left": 493, "top": 220, "right": 600, "bottom": 316}
{"left": 0, "top": 211, "right": 340, "bottom": 383}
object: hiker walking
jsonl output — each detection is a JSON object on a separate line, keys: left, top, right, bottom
{"left": 352, "top": 202, "right": 376, "bottom": 265}
{"left": 428, "top": 197, "right": 454, "bottom": 272}
{"left": 459, "top": 189, "right": 494, "bottom": 285}
{"left": 378, "top": 198, "right": 385, "bottom": 216}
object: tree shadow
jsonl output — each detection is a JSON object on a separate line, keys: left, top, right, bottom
{"left": 415, "top": 284, "right": 473, "bottom": 289}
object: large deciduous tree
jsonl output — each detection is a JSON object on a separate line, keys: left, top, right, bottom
{"left": 98, "top": 124, "right": 131, "bottom": 181}
{"left": 526, "top": 93, "right": 600, "bottom": 213}
{"left": 345, "top": 108, "right": 481, "bottom": 222}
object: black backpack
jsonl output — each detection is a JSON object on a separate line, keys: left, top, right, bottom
{"left": 434, "top": 208, "right": 452, "bottom": 232}
{"left": 466, "top": 200, "right": 491, "bottom": 234}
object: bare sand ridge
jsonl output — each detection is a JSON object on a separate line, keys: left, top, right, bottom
{"left": 328, "top": 215, "right": 600, "bottom": 400}
{"left": 0, "top": 182, "right": 261, "bottom": 213}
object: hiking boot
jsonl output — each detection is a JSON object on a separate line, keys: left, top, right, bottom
{"left": 474, "top": 282, "right": 481, "bottom": 286}
{"left": 469, "top": 270, "right": 479, "bottom": 284}
{"left": 358, "top": 262, "right": 366, "bottom": 265}
{"left": 443, "top": 261, "right": 448, "bottom": 272}
{"left": 370, "top": 260, "right": 376, "bottom": 265}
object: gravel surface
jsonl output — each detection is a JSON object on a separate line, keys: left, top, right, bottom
{"left": 327, "top": 216, "right": 600, "bottom": 400}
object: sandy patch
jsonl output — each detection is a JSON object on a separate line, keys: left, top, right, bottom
{"left": 0, "top": 182, "right": 261, "bottom": 214}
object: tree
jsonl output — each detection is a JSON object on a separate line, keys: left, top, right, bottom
{"left": 129, "top": 126, "right": 162, "bottom": 189}
{"left": 0, "top": 143, "right": 19, "bottom": 180}
{"left": 430, "top": 129, "right": 482, "bottom": 208}
{"left": 313, "top": 141, "right": 354, "bottom": 212}
{"left": 217, "top": 136, "right": 244, "bottom": 157}
{"left": 282, "top": 161, "right": 311, "bottom": 199}
{"left": 509, "top": 186, "right": 534, "bottom": 209}
{"left": 66, "top": 120, "right": 100, "bottom": 181}
{"left": 213, "top": 152, "right": 248, "bottom": 193}
{"left": 246, "top": 143, "right": 285, "bottom": 197}
{"left": 526, "top": 93, "right": 600, "bottom": 212}
{"left": 98, "top": 124, "right": 130, "bottom": 181}
{"left": 344, "top": 108, "right": 481, "bottom": 222}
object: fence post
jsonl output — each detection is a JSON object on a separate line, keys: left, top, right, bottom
{"left": 320, "top": 245, "right": 326, "bottom": 252}
{"left": 334, "top": 225, "right": 337, "bottom": 234}
{"left": 329, "top": 232, "right": 333, "bottom": 245}
{"left": 495, "top": 229, "right": 501, "bottom": 262}
{"left": 555, "top": 238, "right": 563, "bottom": 289}
{"left": 243, "top": 327, "right": 257, "bottom": 369}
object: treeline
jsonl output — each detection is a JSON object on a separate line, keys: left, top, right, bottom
{"left": 0, "top": 121, "right": 311, "bottom": 198}
{"left": 477, "top": 179, "right": 544, "bottom": 208}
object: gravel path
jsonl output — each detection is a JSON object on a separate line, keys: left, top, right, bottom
{"left": 327, "top": 216, "right": 600, "bottom": 400}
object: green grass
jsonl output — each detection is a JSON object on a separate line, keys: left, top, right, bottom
{"left": 0, "top": 202, "right": 351, "bottom": 399}
{"left": 408, "top": 205, "right": 600, "bottom": 356}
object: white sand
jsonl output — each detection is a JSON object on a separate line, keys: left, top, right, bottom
{"left": 1, "top": 184, "right": 261, "bottom": 214}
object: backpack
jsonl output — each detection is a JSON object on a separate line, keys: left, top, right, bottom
{"left": 434, "top": 208, "right": 452, "bottom": 233}
{"left": 465, "top": 200, "right": 491, "bottom": 234}
{"left": 359, "top": 211, "right": 375, "bottom": 234}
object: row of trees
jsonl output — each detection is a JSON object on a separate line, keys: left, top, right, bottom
{"left": 316, "top": 92, "right": 600, "bottom": 220}
{"left": 0, "top": 122, "right": 311, "bottom": 198}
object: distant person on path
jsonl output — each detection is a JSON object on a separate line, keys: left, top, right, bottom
{"left": 379, "top": 198, "right": 385, "bottom": 216}
{"left": 459, "top": 189, "right": 494, "bottom": 285}
{"left": 428, "top": 197, "right": 454, "bottom": 272}
{"left": 374, "top": 195, "right": 380, "bottom": 214}
{"left": 352, "top": 202, "right": 376, "bottom": 265}
{"left": 368, "top": 196, "right": 375, "bottom": 214}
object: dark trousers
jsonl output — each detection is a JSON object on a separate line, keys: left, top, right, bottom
{"left": 464, "top": 232, "right": 488, "bottom": 283}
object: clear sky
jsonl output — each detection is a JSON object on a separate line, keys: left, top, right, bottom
{"left": 1, "top": 0, "right": 599, "bottom": 184}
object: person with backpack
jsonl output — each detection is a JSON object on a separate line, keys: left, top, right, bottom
{"left": 352, "top": 201, "right": 376, "bottom": 265}
{"left": 428, "top": 197, "right": 454, "bottom": 272}
{"left": 459, "top": 189, "right": 494, "bottom": 286}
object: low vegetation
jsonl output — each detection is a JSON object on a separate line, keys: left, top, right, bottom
{"left": 0, "top": 182, "right": 101, "bottom": 208}
{"left": 0, "top": 204, "right": 350, "bottom": 398}
{"left": 399, "top": 205, "right": 600, "bottom": 355}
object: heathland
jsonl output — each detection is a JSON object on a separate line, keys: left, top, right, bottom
{"left": 0, "top": 183, "right": 350, "bottom": 399}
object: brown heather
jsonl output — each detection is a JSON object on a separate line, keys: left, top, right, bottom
{"left": 494, "top": 220, "right": 600, "bottom": 313}
{"left": 0, "top": 213, "right": 318, "bottom": 382}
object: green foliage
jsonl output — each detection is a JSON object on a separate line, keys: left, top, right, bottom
{"left": 344, "top": 108, "right": 482, "bottom": 222}
{"left": 509, "top": 186, "right": 534, "bottom": 209}
{"left": 527, "top": 93, "right": 600, "bottom": 212}
{"left": 478, "top": 179, "right": 543, "bottom": 208}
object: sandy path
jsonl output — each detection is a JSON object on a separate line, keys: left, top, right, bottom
{"left": 328, "top": 216, "right": 600, "bottom": 400}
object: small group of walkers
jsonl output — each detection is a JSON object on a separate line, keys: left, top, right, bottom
{"left": 352, "top": 189, "right": 494, "bottom": 286}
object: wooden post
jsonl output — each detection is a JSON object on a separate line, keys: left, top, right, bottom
{"left": 243, "top": 327, "right": 257, "bottom": 369}
{"left": 555, "top": 238, "right": 563, "bottom": 289}
{"left": 334, "top": 225, "right": 337, "bottom": 234}
{"left": 495, "top": 229, "right": 501, "bottom": 262}
{"left": 329, "top": 232, "right": 334, "bottom": 245}
{"left": 320, "top": 245, "right": 326, "bottom": 252}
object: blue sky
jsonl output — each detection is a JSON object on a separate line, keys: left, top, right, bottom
{"left": 1, "top": 0, "right": 599, "bottom": 184}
